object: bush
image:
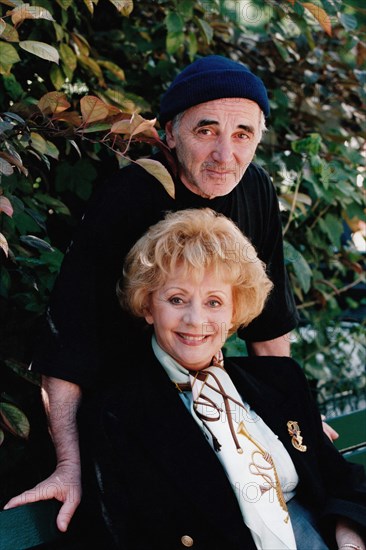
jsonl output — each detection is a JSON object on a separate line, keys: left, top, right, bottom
{"left": 0, "top": 0, "right": 365, "bottom": 495}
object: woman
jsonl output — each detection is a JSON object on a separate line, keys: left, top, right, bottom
{"left": 85, "top": 208, "right": 365, "bottom": 550}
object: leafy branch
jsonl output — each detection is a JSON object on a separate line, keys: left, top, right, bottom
{"left": 0, "top": 91, "right": 177, "bottom": 256}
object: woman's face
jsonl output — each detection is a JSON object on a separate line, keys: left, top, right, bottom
{"left": 144, "top": 266, "right": 233, "bottom": 371}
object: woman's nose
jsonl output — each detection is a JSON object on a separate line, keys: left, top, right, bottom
{"left": 183, "top": 304, "right": 205, "bottom": 326}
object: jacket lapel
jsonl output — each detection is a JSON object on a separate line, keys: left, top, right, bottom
{"left": 122, "top": 345, "right": 251, "bottom": 547}
{"left": 225, "top": 356, "right": 322, "bottom": 494}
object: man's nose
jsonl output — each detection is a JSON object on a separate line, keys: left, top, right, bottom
{"left": 211, "top": 135, "right": 234, "bottom": 164}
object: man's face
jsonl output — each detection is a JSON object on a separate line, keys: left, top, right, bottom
{"left": 165, "top": 98, "right": 263, "bottom": 199}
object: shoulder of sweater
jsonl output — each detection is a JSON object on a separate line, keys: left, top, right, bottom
{"left": 237, "top": 162, "right": 274, "bottom": 194}
{"left": 96, "top": 156, "right": 175, "bottom": 211}
{"left": 106, "top": 158, "right": 163, "bottom": 190}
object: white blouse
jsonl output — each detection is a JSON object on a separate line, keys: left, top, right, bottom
{"left": 152, "top": 335, "right": 299, "bottom": 504}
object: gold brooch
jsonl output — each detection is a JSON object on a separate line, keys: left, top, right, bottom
{"left": 287, "top": 420, "right": 307, "bottom": 452}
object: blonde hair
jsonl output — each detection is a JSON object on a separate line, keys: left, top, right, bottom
{"left": 118, "top": 208, "right": 273, "bottom": 334}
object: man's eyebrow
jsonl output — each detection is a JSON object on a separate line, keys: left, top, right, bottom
{"left": 194, "top": 119, "right": 255, "bottom": 134}
{"left": 238, "top": 124, "right": 255, "bottom": 134}
{"left": 195, "top": 119, "right": 218, "bottom": 128}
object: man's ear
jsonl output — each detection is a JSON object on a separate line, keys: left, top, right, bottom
{"left": 165, "top": 121, "right": 176, "bottom": 149}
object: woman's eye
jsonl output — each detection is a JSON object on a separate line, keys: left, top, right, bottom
{"left": 208, "top": 299, "right": 221, "bottom": 308}
{"left": 169, "top": 297, "right": 183, "bottom": 305}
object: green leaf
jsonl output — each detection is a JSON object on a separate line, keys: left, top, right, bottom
{"left": 29, "top": 132, "right": 59, "bottom": 159}
{"left": 55, "top": 158, "right": 97, "bottom": 200}
{"left": 318, "top": 214, "right": 343, "bottom": 249}
{"left": 19, "top": 41, "right": 59, "bottom": 63}
{"left": 166, "top": 31, "right": 185, "bottom": 54}
{"left": 81, "top": 122, "right": 113, "bottom": 133}
{"left": 50, "top": 64, "right": 65, "bottom": 90}
{"left": 284, "top": 242, "right": 312, "bottom": 293}
{"left": 165, "top": 12, "right": 184, "bottom": 33}
{"left": 5, "top": 359, "right": 40, "bottom": 386}
{"left": 56, "top": 0, "right": 73, "bottom": 8}
{"left": 0, "top": 21, "right": 19, "bottom": 42}
{"left": 177, "top": 0, "right": 193, "bottom": 19}
{"left": 0, "top": 428, "right": 4, "bottom": 446}
{"left": 3, "top": 111, "right": 25, "bottom": 124}
{"left": 2, "top": 73, "right": 24, "bottom": 100}
{"left": 339, "top": 13, "right": 358, "bottom": 31}
{"left": 0, "top": 402, "right": 30, "bottom": 439}
{"left": 20, "top": 235, "right": 54, "bottom": 251}
{"left": 291, "top": 133, "right": 322, "bottom": 155}
{"left": 195, "top": 17, "right": 214, "bottom": 44}
{"left": 345, "top": 202, "right": 365, "bottom": 220}
{"left": 98, "top": 60, "right": 125, "bottom": 81}
{"left": 39, "top": 248, "right": 64, "bottom": 272}
{"left": 187, "top": 31, "right": 198, "bottom": 60}
{"left": 13, "top": 211, "right": 43, "bottom": 234}
{"left": 80, "top": 54, "right": 106, "bottom": 84}
{"left": 0, "top": 42, "right": 20, "bottom": 65}
{"left": 34, "top": 192, "right": 71, "bottom": 215}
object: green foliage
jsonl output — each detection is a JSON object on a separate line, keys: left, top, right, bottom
{"left": 0, "top": 0, "right": 365, "bottom": 468}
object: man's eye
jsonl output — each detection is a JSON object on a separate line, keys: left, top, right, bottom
{"left": 197, "top": 128, "right": 212, "bottom": 136}
{"left": 237, "top": 133, "right": 250, "bottom": 140}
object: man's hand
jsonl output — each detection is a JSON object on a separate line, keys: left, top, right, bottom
{"left": 248, "top": 334, "right": 291, "bottom": 357}
{"left": 4, "top": 376, "right": 84, "bottom": 531}
{"left": 3, "top": 460, "right": 81, "bottom": 532}
{"left": 322, "top": 416, "right": 339, "bottom": 442}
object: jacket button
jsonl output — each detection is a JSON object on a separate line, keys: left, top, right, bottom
{"left": 181, "top": 535, "right": 194, "bottom": 547}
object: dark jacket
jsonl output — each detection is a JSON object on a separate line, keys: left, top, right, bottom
{"left": 80, "top": 345, "right": 366, "bottom": 550}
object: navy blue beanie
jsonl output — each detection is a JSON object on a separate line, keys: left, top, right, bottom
{"left": 159, "top": 55, "right": 269, "bottom": 128}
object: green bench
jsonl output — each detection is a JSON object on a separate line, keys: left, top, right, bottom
{"left": 328, "top": 408, "right": 366, "bottom": 469}
{"left": 0, "top": 500, "right": 62, "bottom": 550}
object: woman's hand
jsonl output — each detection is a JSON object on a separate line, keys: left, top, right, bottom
{"left": 336, "top": 517, "right": 365, "bottom": 550}
{"left": 3, "top": 460, "right": 81, "bottom": 532}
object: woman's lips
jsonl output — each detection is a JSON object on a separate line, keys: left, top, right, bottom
{"left": 176, "top": 332, "right": 208, "bottom": 344}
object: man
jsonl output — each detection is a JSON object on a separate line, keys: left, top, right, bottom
{"left": 5, "top": 55, "right": 302, "bottom": 531}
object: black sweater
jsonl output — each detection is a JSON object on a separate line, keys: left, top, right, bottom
{"left": 32, "top": 157, "right": 298, "bottom": 389}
